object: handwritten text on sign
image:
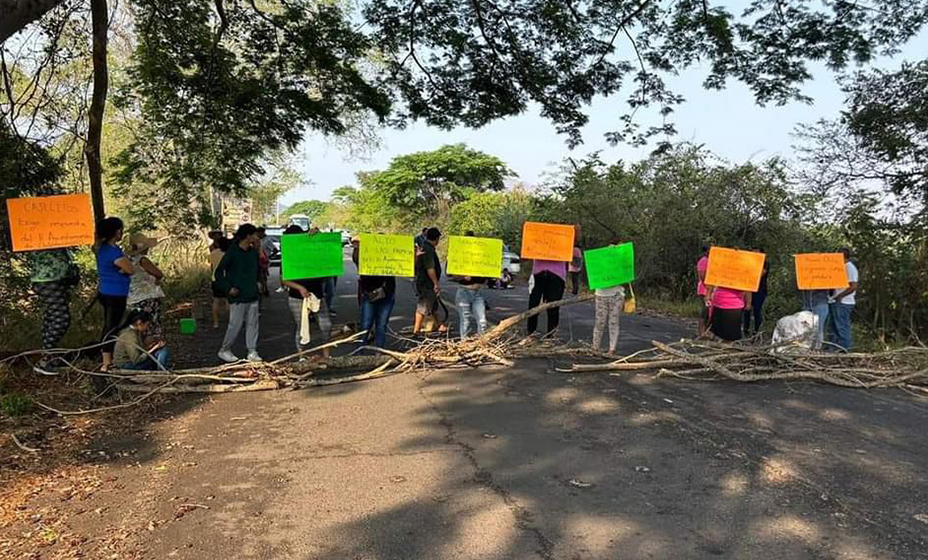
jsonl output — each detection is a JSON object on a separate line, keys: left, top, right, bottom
{"left": 446, "top": 236, "right": 503, "bottom": 278}
{"left": 280, "top": 232, "right": 344, "bottom": 280}
{"left": 520, "top": 222, "right": 575, "bottom": 262}
{"left": 584, "top": 242, "right": 636, "bottom": 290}
{"left": 6, "top": 193, "right": 95, "bottom": 252}
{"left": 358, "top": 233, "right": 415, "bottom": 277}
{"left": 794, "top": 253, "right": 849, "bottom": 290}
{"left": 705, "top": 247, "right": 766, "bottom": 292}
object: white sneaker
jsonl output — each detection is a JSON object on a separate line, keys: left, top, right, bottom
{"left": 246, "top": 351, "right": 263, "bottom": 362}
{"left": 218, "top": 350, "right": 240, "bottom": 363}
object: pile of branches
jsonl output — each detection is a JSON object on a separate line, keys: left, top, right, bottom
{"left": 25, "top": 296, "right": 597, "bottom": 414}
{"left": 559, "top": 339, "right": 928, "bottom": 394}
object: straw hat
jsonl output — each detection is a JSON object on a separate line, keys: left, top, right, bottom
{"left": 127, "top": 233, "right": 159, "bottom": 255}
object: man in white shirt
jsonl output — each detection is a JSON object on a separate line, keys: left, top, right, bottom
{"left": 828, "top": 247, "right": 859, "bottom": 351}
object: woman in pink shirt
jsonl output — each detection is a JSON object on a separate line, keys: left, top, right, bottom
{"left": 695, "top": 246, "right": 709, "bottom": 336}
{"left": 705, "top": 285, "right": 752, "bottom": 341}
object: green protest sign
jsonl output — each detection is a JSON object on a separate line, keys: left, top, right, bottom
{"left": 280, "top": 232, "right": 344, "bottom": 280}
{"left": 584, "top": 242, "right": 635, "bottom": 290}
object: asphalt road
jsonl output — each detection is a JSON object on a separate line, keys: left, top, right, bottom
{"left": 22, "top": 254, "right": 928, "bottom": 559}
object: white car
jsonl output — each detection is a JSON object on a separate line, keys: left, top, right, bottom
{"left": 502, "top": 244, "right": 521, "bottom": 274}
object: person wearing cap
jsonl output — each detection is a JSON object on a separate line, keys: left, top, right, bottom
{"left": 413, "top": 227, "right": 448, "bottom": 335}
{"left": 126, "top": 233, "right": 166, "bottom": 344}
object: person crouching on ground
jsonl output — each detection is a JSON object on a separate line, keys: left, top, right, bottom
{"left": 453, "top": 231, "right": 489, "bottom": 339}
{"left": 113, "top": 309, "right": 170, "bottom": 370}
{"left": 413, "top": 227, "right": 448, "bottom": 335}
{"left": 280, "top": 225, "right": 332, "bottom": 360}
{"left": 215, "top": 224, "right": 262, "bottom": 363}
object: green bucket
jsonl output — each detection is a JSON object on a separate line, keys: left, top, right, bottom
{"left": 179, "top": 318, "right": 197, "bottom": 335}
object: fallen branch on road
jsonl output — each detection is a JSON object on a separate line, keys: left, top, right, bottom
{"left": 559, "top": 338, "right": 928, "bottom": 391}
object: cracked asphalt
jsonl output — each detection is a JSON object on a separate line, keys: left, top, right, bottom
{"left": 37, "top": 260, "right": 928, "bottom": 559}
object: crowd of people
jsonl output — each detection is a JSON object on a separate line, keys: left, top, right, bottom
{"left": 24, "top": 216, "right": 861, "bottom": 381}
{"left": 695, "top": 246, "right": 859, "bottom": 350}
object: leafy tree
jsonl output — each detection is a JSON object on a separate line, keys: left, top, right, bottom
{"left": 449, "top": 186, "right": 538, "bottom": 247}
{"left": 6, "top": 0, "right": 928, "bottom": 223}
{"left": 363, "top": 144, "right": 513, "bottom": 221}
{"left": 283, "top": 200, "right": 329, "bottom": 224}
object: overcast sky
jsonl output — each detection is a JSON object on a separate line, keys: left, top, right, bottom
{"left": 284, "top": 30, "right": 928, "bottom": 206}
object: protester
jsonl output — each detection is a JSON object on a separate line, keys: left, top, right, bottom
{"left": 828, "top": 248, "right": 859, "bottom": 351}
{"left": 280, "top": 225, "right": 331, "bottom": 359}
{"left": 210, "top": 236, "right": 231, "bottom": 328}
{"left": 113, "top": 309, "right": 170, "bottom": 371}
{"left": 95, "top": 217, "right": 135, "bottom": 372}
{"left": 589, "top": 240, "right": 625, "bottom": 353}
{"left": 414, "top": 227, "right": 428, "bottom": 249}
{"left": 126, "top": 233, "right": 165, "bottom": 342}
{"left": 352, "top": 237, "right": 397, "bottom": 348}
{"left": 705, "top": 284, "right": 751, "bottom": 342}
{"left": 568, "top": 246, "right": 583, "bottom": 296}
{"left": 695, "top": 246, "right": 710, "bottom": 336}
{"left": 207, "top": 230, "right": 224, "bottom": 250}
{"left": 324, "top": 276, "right": 337, "bottom": 315}
{"left": 801, "top": 289, "right": 831, "bottom": 350}
{"left": 27, "top": 248, "right": 76, "bottom": 370}
{"left": 413, "top": 227, "right": 448, "bottom": 335}
{"left": 743, "top": 253, "right": 769, "bottom": 337}
{"left": 256, "top": 227, "right": 271, "bottom": 296}
{"left": 526, "top": 226, "right": 576, "bottom": 336}
{"left": 452, "top": 231, "right": 489, "bottom": 339}
{"left": 215, "top": 224, "right": 262, "bottom": 363}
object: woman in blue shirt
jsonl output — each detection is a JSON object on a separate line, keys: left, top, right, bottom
{"left": 95, "top": 217, "right": 135, "bottom": 373}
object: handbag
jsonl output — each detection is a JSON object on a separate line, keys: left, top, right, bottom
{"left": 365, "top": 286, "right": 386, "bottom": 303}
{"left": 623, "top": 284, "right": 637, "bottom": 314}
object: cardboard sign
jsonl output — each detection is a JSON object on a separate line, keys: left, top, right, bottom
{"left": 795, "top": 253, "right": 849, "bottom": 290}
{"left": 358, "top": 233, "right": 415, "bottom": 277}
{"left": 446, "top": 236, "right": 503, "bottom": 278}
{"left": 6, "top": 193, "right": 95, "bottom": 252}
{"left": 584, "top": 242, "right": 635, "bottom": 290}
{"left": 280, "top": 232, "right": 343, "bottom": 280}
{"left": 704, "top": 246, "right": 766, "bottom": 292}
{"left": 520, "top": 222, "right": 575, "bottom": 262}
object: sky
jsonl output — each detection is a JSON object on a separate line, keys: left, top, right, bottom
{"left": 284, "top": 30, "right": 928, "bottom": 206}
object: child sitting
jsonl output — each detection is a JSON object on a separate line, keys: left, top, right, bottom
{"left": 113, "top": 310, "right": 170, "bottom": 370}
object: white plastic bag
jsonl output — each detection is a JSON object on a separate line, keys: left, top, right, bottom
{"left": 771, "top": 310, "right": 818, "bottom": 354}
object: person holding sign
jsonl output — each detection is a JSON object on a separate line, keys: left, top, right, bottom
{"left": 801, "top": 288, "right": 831, "bottom": 350}
{"left": 280, "top": 225, "right": 331, "bottom": 358}
{"left": 525, "top": 224, "right": 577, "bottom": 336}
{"left": 352, "top": 237, "right": 397, "bottom": 348}
{"left": 94, "top": 217, "right": 135, "bottom": 373}
{"left": 215, "top": 224, "right": 263, "bottom": 363}
{"left": 26, "top": 248, "right": 78, "bottom": 370}
{"left": 413, "top": 227, "right": 448, "bottom": 335}
{"left": 706, "top": 284, "right": 752, "bottom": 341}
{"left": 451, "top": 231, "right": 490, "bottom": 338}
{"left": 742, "top": 250, "right": 769, "bottom": 337}
{"left": 828, "top": 248, "right": 859, "bottom": 351}
{"left": 590, "top": 240, "right": 627, "bottom": 355}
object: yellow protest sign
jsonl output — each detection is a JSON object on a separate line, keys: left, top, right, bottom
{"left": 705, "top": 246, "right": 766, "bottom": 292}
{"left": 6, "top": 193, "right": 96, "bottom": 252}
{"left": 446, "top": 235, "right": 503, "bottom": 278}
{"left": 358, "top": 233, "right": 415, "bottom": 277}
{"left": 795, "top": 253, "right": 849, "bottom": 290}
{"left": 520, "top": 222, "right": 574, "bottom": 262}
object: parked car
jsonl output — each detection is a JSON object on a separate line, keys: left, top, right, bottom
{"left": 493, "top": 244, "right": 520, "bottom": 288}
{"left": 340, "top": 230, "right": 351, "bottom": 246}
{"left": 266, "top": 234, "right": 281, "bottom": 267}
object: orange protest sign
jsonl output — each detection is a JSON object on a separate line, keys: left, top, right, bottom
{"left": 794, "top": 253, "right": 849, "bottom": 290}
{"left": 6, "top": 194, "right": 96, "bottom": 252}
{"left": 704, "top": 246, "right": 766, "bottom": 292}
{"left": 520, "top": 222, "right": 575, "bottom": 262}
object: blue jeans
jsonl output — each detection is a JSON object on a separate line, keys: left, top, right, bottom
{"left": 324, "top": 277, "right": 337, "bottom": 310}
{"left": 828, "top": 303, "right": 854, "bottom": 351}
{"left": 455, "top": 287, "right": 487, "bottom": 338}
{"left": 120, "top": 347, "right": 170, "bottom": 371}
{"left": 810, "top": 302, "right": 829, "bottom": 349}
{"left": 360, "top": 292, "right": 395, "bottom": 348}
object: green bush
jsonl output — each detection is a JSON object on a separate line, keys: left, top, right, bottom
{"left": 0, "top": 393, "right": 33, "bottom": 417}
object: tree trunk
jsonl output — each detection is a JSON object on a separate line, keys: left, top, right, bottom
{"left": 85, "top": 0, "right": 108, "bottom": 224}
{"left": 0, "top": 0, "right": 66, "bottom": 43}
